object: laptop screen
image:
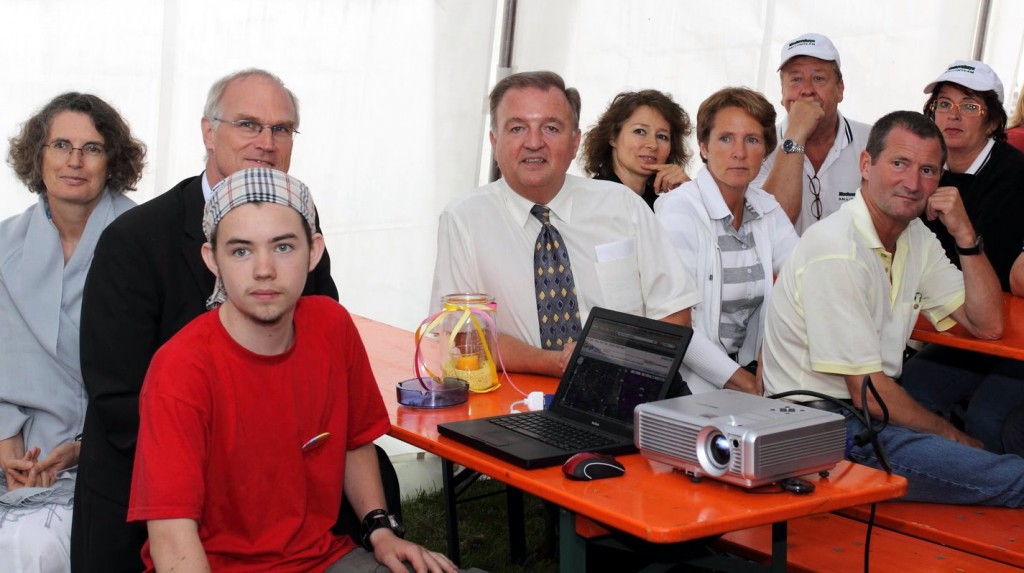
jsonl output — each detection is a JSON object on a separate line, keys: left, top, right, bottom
{"left": 553, "top": 312, "right": 688, "bottom": 432}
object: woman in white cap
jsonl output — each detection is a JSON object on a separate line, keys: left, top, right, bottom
{"left": 901, "top": 60, "right": 1024, "bottom": 455}
{"left": 919, "top": 59, "right": 1024, "bottom": 288}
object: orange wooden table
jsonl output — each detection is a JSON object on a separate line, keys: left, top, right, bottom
{"left": 912, "top": 293, "right": 1024, "bottom": 360}
{"left": 354, "top": 315, "right": 908, "bottom": 571}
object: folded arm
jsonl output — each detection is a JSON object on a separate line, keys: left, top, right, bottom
{"left": 928, "top": 186, "right": 1003, "bottom": 339}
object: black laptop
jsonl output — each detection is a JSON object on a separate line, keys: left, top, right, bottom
{"left": 437, "top": 307, "right": 693, "bottom": 469}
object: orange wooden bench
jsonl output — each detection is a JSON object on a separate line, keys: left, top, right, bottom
{"left": 836, "top": 503, "right": 1024, "bottom": 569}
{"left": 716, "top": 512, "right": 1020, "bottom": 572}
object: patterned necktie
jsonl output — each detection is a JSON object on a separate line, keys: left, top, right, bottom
{"left": 531, "top": 205, "right": 583, "bottom": 350}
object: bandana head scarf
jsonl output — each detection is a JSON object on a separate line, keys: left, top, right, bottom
{"left": 203, "top": 167, "right": 318, "bottom": 309}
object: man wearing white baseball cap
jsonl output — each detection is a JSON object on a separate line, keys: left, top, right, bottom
{"left": 753, "top": 32, "right": 872, "bottom": 234}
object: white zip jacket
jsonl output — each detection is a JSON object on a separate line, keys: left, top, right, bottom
{"left": 655, "top": 167, "right": 798, "bottom": 393}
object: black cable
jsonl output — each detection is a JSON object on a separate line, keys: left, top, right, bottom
{"left": 766, "top": 385, "right": 889, "bottom": 573}
{"left": 858, "top": 375, "right": 893, "bottom": 473}
{"left": 863, "top": 502, "right": 877, "bottom": 573}
{"left": 768, "top": 379, "right": 893, "bottom": 474}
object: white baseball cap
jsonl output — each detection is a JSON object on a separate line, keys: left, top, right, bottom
{"left": 778, "top": 33, "right": 841, "bottom": 71}
{"left": 923, "top": 60, "right": 1004, "bottom": 103}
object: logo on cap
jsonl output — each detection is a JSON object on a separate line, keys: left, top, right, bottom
{"left": 947, "top": 64, "right": 976, "bottom": 74}
{"left": 789, "top": 39, "right": 817, "bottom": 49}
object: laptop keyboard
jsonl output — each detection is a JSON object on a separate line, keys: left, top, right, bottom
{"left": 490, "top": 414, "right": 617, "bottom": 451}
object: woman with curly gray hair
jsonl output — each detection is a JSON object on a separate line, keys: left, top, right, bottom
{"left": 0, "top": 92, "right": 145, "bottom": 572}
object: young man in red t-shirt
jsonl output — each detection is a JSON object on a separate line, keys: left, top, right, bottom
{"left": 128, "top": 168, "right": 458, "bottom": 573}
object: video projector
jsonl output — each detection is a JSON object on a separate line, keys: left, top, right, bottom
{"left": 634, "top": 389, "right": 847, "bottom": 488}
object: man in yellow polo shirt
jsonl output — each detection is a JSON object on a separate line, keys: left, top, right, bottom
{"left": 762, "top": 110, "right": 1024, "bottom": 507}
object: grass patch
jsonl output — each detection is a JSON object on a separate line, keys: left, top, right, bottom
{"left": 402, "top": 478, "right": 557, "bottom": 572}
{"left": 401, "top": 475, "right": 722, "bottom": 572}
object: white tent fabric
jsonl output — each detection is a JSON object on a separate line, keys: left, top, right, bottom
{"left": 1, "top": 0, "right": 1022, "bottom": 332}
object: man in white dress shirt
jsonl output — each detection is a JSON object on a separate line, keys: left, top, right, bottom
{"left": 431, "top": 71, "right": 758, "bottom": 394}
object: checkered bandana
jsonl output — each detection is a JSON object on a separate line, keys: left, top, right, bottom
{"left": 203, "top": 167, "right": 318, "bottom": 309}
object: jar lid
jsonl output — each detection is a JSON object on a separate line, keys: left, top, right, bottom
{"left": 441, "top": 292, "right": 493, "bottom": 305}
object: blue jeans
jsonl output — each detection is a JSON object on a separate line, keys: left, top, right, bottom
{"left": 1004, "top": 405, "right": 1024, "bottom": 457}
{"left": 812, "top": 402, "right": 1024, "bottom": 507}
{"left": 901, "top": 346, "right": 1024, "bottom": 454}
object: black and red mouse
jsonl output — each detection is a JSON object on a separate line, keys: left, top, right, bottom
{"left": 562, "top": 452, "right": 625, "bottom": 481}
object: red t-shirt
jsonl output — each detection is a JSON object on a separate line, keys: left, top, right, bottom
{"left": 128, "top": 296, "right": 390, "bottom": 572}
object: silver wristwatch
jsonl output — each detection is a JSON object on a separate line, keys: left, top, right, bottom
{"left": 782, "top": 139, "right": 805, "bottom": 154}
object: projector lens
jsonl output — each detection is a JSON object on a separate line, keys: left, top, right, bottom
{"left": 709, "top": 433, "right": 731, "bottom": 467}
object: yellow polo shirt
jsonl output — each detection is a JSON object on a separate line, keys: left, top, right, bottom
{"left": 763, "top": 193, "right": 965, "bottom": 401}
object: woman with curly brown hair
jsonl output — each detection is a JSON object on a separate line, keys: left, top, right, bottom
{"left": 0, "top": 92, "right": 145, "bottom": 572}
{"left": 581, "top": 89, "right": 693, "bottom": 209}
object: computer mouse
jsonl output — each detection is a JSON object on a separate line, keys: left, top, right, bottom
{"left": 562, "top": 452, "right": 626, "bottom": 481}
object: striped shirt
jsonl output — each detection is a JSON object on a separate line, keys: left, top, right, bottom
{"left": 717, "top": 202, "right": 765, "bottom": 355}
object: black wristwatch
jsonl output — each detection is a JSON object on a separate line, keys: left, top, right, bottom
{"left": 955, "top": 235, "right": 984, "bottom": 256}
{"left": 361, "top": 509, "right": 405, "bottom": 551}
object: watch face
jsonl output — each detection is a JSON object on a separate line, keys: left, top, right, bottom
{"left": 783, "top": 140, "right": 794, "bottom": 152}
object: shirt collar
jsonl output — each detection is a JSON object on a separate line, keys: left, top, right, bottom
{"left": 502, "top": 176, "right": 575, "bottom": 228}
{"left": 695, "top": 166, "right": 764, "bottom": 222}
{"left": 954, "top": 138, "right": 996, "bottom": 175}
{"left": 201, "top": 171, "right": 214, "bottom": 201}
{"left": 848, "top": 192, "right": 884, "bottom": 251}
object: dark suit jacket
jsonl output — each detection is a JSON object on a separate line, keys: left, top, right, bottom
{"left": 76, "top": 174, "right": 338, "bottom": 506}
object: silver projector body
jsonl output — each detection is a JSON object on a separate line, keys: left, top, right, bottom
{"left": 635, "top": 389, "right": 847, "bottom": 488}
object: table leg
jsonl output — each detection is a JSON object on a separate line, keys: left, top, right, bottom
{"left": 506, "top": 486, "right": 526, "bottom": 564}
{"left": 770, "top": 521, "right": 787, "bottom": 573}
{"left": 442, "top": 459, "right": 461, "bottom": 565}
{"left": 558, "top": 508, "right": 586, "bottom": 573}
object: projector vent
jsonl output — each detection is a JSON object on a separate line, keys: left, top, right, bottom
{"left": 755, "top": 427, "right": 846, "bottom": 472}
{"left": 638, "top": 411, "right": 699, "bottom": 462}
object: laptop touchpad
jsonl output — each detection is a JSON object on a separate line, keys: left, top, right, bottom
{"left": 479, "top": 432, "right": 513, "bottom": 446}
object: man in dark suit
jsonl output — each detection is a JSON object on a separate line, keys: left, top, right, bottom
{"left": 71, "top": 69, "right": 339, "bottom": 572}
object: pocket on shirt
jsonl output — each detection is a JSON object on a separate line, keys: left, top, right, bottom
{"left": 594, "top": 239, "right": 644, "bottom": 316}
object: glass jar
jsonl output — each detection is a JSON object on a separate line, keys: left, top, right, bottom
{"left": 439, "top": 293, "right": 499, "bottom": 392}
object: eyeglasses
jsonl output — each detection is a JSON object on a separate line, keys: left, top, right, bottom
{"left": 808, "top": 175, "right": 823, "bottom": 220}
{"left": 211, "top": 117, "right": 299, "bottom": 140}
{"left": 929, "top": 99, "right": 986, "bottom": 117}
{"left": 44, "top": 140, "right": 105, "bottom": 159}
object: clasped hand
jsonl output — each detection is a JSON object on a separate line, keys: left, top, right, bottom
{"left": 1, "top": 442, "right": 79, "bottom": 491}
